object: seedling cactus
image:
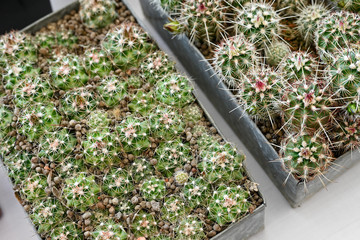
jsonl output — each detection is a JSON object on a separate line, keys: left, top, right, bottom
{"left": 97, "top": 76, "right": 127, "bottom": 108}
{"left": 84, "top": 48, "right": 113, "bottom": 77}
{"left": 174, "top": 170, "right": 189, "bottom": 185}
{"left": 141, "top": 176, "right": 167, "bottom": 200}
{"left": 3, "top": 61, "right": 40, "bottom": 90}
{"left": 132, "top": 211, "right": 159, "bottom": 238}
{"left": 79, "top": 0, "right": 118, "bottom": 29}
{"left": 128, "top": 90, "right": 156, "bottom": 115}
{"left": 280, "top": 51, "right": 318, "bottom": 82}
{"left": 265, "top": 40, "right": 290, "bottom": 67}
{"left": 175, "top": 216, "right": 205, "bottom": 240}
{"left": 50, "top": 222, "right": 82, "bottom": 240}
{"left": 102, "top": 168, "right": 134, "bottom": 197}
{"left": 149, "top": 107, "right": 185, "bottom": 140}
{"left": 161, "top": 196, "right": 188, "bottom": 224}
{"left": 21, "top": 173, "right": 47, "bottom": 202}
{"left": 182, "top": 177, "right": 210, "bottom": 207}
{"left": 92, "top": 220, "right": 128, "bottom": 240}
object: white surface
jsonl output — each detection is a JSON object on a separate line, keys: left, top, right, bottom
{"left": 50, "top": 0, "right": 76, "bottom": 12}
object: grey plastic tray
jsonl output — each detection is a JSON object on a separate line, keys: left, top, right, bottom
{"left": 137, "top": 0, "right": 360, "bottom": 208}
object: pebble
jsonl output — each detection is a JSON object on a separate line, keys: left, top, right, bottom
{"left": 84, "top": 219, "right": 91, "bottom": 226}
{"left": 109, "top": 206, "right": 115, "bottom": 214}
{"left": 82, "top": 212, "right": 91, "bottom": 219}
{"left": 112, "top": 198, "right": 119, "bottom": 205}
{"left": 75, "top": 124, "right": 82, "bottom": 131}
{"left": 213, "top": 224, "right": 221, "bottom": 232}
{"left": 207, "top": 230, "right": 217, "bottom": 237}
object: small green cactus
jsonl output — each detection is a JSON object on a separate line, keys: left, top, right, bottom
{"left": 128, "top": 90, "right": 156, "bottom": 115}
{"left": 0, "top": 105, "right": 13, "bottom": 137}
{"left": 21, "top": 173, "right": 48, "bottom": 202}
{"left": 333, "top": 117, "right": 360, "bottom": 151}
{"left": 182, "top": 104, "right": 202, "bottom": 123}
{"left": 182, "top": 177, "right": 210, "bottom": 207}
{"left": 161, "top": 196, "right": 188, "bottom": 224}
{"left": 35, "top": 32, "right": 56, "bottom": 50}
{"left": 87, "top": 110, "right": 111, "bottom": 129}
{"left": 92, "top": 220, "right": 128, "bottom": 240}
{"left": 56, "top": 31, "right": 79, "bottom": 49}
{"left": 130, "top": 158, "right": 154, "bottom": 183}
{"left": 132, "top": 211, "right": 159, "bottom": 238}
{"left": 265, "top": 40, "right": 291, "bottom": 66}
{"left": 97, "top": 76, "right": 127, "bottom": 108}
{"left": 174, "top": 170, "right": 189, "bottom": 185}
{"left": 79, "top": 0, "right": 118, "bottom": 29}
{"left": 102, "top": 168, "right": 134, "bottom": 197}
{"left": 279, "top": 51, "right": 317, "bottom": 82}
{"left": 3, "top": 61, "right": 40, "bottom": 90}
{"left": 149, "top": 107, "right": 185, "bottom": 140}
{"left": 3, "top": 152, "right": 32, "bottom": 185}
{"left": 175, "top": 216, "right": 205, "bottom": 240}
{"left": 50, "top": 222, "right": 83, "bottom": 240}
{"left": 56, "top": 157, "right": 86, "bottom": 178}
{"left": 140, "top": 176, "right": 167, "bottom": 201}
{"left": 84, "top": 48, "right": 113, "bottom": 78}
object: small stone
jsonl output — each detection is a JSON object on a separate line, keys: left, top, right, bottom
{"left": 150, "top": 158, "right": 157, "bottom": 165}
{"left": 207, "top": 230, "right": 217, "bottom": 237}
{"left": 96, "top": 202, "right": 105, "bottom": 210}
{"left": 82, "top": 212, "right": 92, "bottom": 219}
{"left": 146, "top": 202, "right": 151, "bottom": 209}
{"left": 109, "top": 206, "right": 115, "bottom": 214}
{"left": 84, "top": 219, "right": 91, "bottom": 226}
{"left": 213, "top": 224, "right": 221, "bottom": 232}
{"left": 131, "top": 196, "right": 139, "bottom": 205}
{"left": 112, "top": 198, "right": 119, "bottom": 205}
{"left": 75, "top": 124, "right": 82, "bottom": 131}
{"left": 150, "top": 200, "right": 160, "bottom": 212}
{"left": 84, "top": 231, "right": 91, "bottom": 238}
{"left": 128, "top": 154, "right": 135, "bottom": 161}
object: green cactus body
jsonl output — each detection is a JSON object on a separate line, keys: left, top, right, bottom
{"left": 338, "top": 0, "right": 360, "bottom": 13}
{"left": 79, "top": 0, "right": 118, "bottom": 29}
{"left": 61, "top": 87, "right": 98, "bottom": 119}
{"left": 92, "top": 221, "right": 128, "bottom": 240}
{"left": 18, "top": 103, "right": 62, "bottom": 141}
{"left": 174, "top": 170, "right": 189, "bottom": 185}
{"left": 56, "top": 157, "right": 86, "bottom": 178}
{"left": 280, "top": 51, "right": 317, "bottom": 82}
{"left": 149, "top": 107, "right": 185, "bottom": 140}
{"left": 196, "top": 133, "right": 218, "bottom": 150}
{"left": 49, "top": 55, "right": 88, "bottom": 90}
{"left": 102, "top": 23, "right": 153, "bottom": 70}
{"left": 130, "top": 158, "right": 154, "bottom": 183}
{"left": 154, "top": 139, "right": 192, "bottom": 177}
{"left": 38, "top": 128, "right": 76, "bottom": 163}
{"left": 265, "top": 41, "right": 290, "bottom": 67}
{"left": 30, "top": 198, "right": 65, "bottom": 234}
{"left": 333, "top": 117, "right": 360, "bottom": 151}
{"left": 84, "top": 48, "right": 113, "bottom": 78}
{"left": 236, "top": 2, "right": 282, "bottom": 47}
{"left": 153, "top": 0, "right": 183, "bottom": 16}
{"left": 213, "top": 35, "right": 259, "bottom": 87}
{"left": 50, "top": 222, "right": 83, "bottom": 240}
{"left": 140, "top": 176, "right": 166, "bottom": 201}
{"left": 117, "top": 116, "right": 151, "bottom": 154}
{"left": 35, "top": 32, "right": 56, "bottom": 50}
{"left": 237, "top": 66, "right": 284, "bottom": 121}
{"left": 87, "top": 110, "right": 111, "bottom": 129}
{"left": 128, "top": 90, "right": 156, "bottom": 115}
{"left": 182, "top": 177, "right": 209, "bottom": 207}
{"left": 175, "top": 216, "right": 205, "bottom": 240}
{"left": 208, "top": 184, "right": 251, "bottom": 226}
{"left": 97, "top": 76, "right": 127, "bottom": 108}
{"left": 162, "top": 196, "right": 189, "bottom": 224}
{"left": 280, "top": 133, "right": 332, "bottom": 181}
{"left": 0, "top": 105, "right": 13, "bottom": 138}
{"left": 155, "top": 74, "right": 194, "bottom": 108}
{"left": 13, "top": 77, "right": 53, "bottom": 108}
{"left": 296, "top": 3, "right": 330, "bottom": 47}
{"left": 56, "top": 31, "right": 79, "bottom": 48}
{"left": 21, "top": 174, "right": 47, "bottom": 202}
{"left": 126, "top": 75, "right": 144, "bottom": 89}
{"left": 0, "top": 136, "right": 16, "bottom": 156}
{"left": 63, "top": 173, "right": 100, "bottom": 211}
{"left": 150, "top": 234, "right": 172, "bottom": 240}
{"left": 140, "top": 51, "right": 176, "bottom": 85}
{"left": 132, "top": 211, "right": 159, "bottom": 238}
{"left": 315, "top": 11, "right": 360, "bottom": 62}
{"left": 3, "top": 61, "right": 40, "bottom": 90}
{"left": 116, "top": 200, "right": 134, "bottom": 215}
{"left": 182, "top": 104, "right": 202, "bottom": 123}
{"left": 103, "top": 168, "right": 134, "bottom": 197}
{"left": 3, "top": 152, "right": 32, "bottom": 185}
{"left": 276, "top": 0, "right": 307, "bottom": 16}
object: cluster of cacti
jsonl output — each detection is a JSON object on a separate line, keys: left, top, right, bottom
{"left": 79, "top": 0, "right": 118, "bottom": 29}
{"left": 0, "top": 3, "right": 260, "bottom": 240}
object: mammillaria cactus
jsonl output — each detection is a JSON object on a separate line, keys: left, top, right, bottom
{"left": 56, "top": 157, "right": 85, "bottom": 178}
{"left": 235, "top": 2, "right": 282, "bottom": 47}
{"left": 3, "top": 61, "right": 40, "bottom": 90}
{"left": 79, "top": 0, "right": 118, "bottom": 29}
{"left": 149, "top": 107, "right": 185, "bottom": 140}
{"left": 103, "top": 168, "right": 134, "bottom": 197}
{"left": 56, "top": 31, "right": 79, "bottom": 49}
{"left": 265, "top": 40, "right": 291, "bottom": 67}
{"left": 276, "top": 0, "right": 307, "bottom": 16}
{"left": 21, "top": 173, "right": 47, "bottom": 202}
{"left": 102, "top": 22, "right": 153, "bottom": 70}
{"left": 92, "top": 220, "right": 128, "bottom": 240}
{"left": 182, "top": 177, "right": 210, "bottom": 207}
{"left": 0, "top": 105, "right": 13, "bottom": 137}
{"left": 140, "top": 177, "right": 166, "bottom": 200}
{"left": 50, "top": 222, "right": 82, "bottom": 240}
{"left": 296, "top": 3, "right": 330, "bottom": 47}
{"left": 84, "top": 48, "right": 113, "bottom": 77}
{"left": 87, "top": 110, "right": 111, "bottom": 129}
{"left": 155, "top": 74, "right": 194, "bottom": 108}
{"left": 182, "top": 104, "right": 203, "bottom": 123}
{"left": 162, "top": 196, "right": 188, "bottom": 224}
{"left": 35, "top": 32, "right": 56, "bottom": 50}
{"left": 208, "top": 184, "right": 251, "bottom": 226}
{"left": 132, "top": 211, "right": 159, "bottom": 238}
{"left": 212, "top": 35, "right": 259, "bottom": 87}
{"left": 49, "top": 54, "right": 88, "bottom": 90}
{"left": 128, "top": 90, "right": 156, "bottom": 115}
{"left": 61, "top": 87, "right": 98, "bottom": 119}
{"left": 175, "top": 216, "right": 205, "bottom": 240}
{"left": 337, "top": 0, "right": 360, "bottom": 13}
{"left": 130, "top": 158, "right": 154, "bottom": 183}
{"left": 333, "top": 117, "right": 360, "bottom": 151}
{"left": 3, "top": 152, "right": 32, "bottom": 185}
{"left": 97, "top": 76, "right": 127, "bottom": 108}
{"left": 174, "top": 170, "right": 189, "bottom": 185}
{"left": 63, "top": 173, "right": 100, "bottom": 211}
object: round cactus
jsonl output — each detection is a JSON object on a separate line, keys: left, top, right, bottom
{"left": 50, "top": 222, "right": 83, "bottom": 240}
{"left": 79, "top": 0, "right": 118, "bottom": 29}
{"left": 130, "top": 158, "right": 154, "bottom": 183}
{"left": 140, "top": 176, "right": 167, "bottom": 201}
{"left": 97, "top": 76, "right": 127, "bottom": 108}
{"left": 35, "top": 32, "right": 56, "bottom": 50}
{"left": 212, "top": 35, "right": 259, "bottom": 87}
{"left": 175, "top": 216, "right": 205, "bottom": 240}
{"left": 102, "top": 22, "right": 153, "bottom": 70}
{"left": 132, "top": 211, "right": 159, "bottom": 238}
{"left": 102, "top": 168, "right": 134, "bottom": 197}
{"left": 0, "top": 105, "right": 13, "bottom": 138}
{"left": 161, "top": 195, "right": 188, "bottom": 224}
{"left": 235, "top": 2, "right": 282, "bottom": 47}
{"left": 182, "top": 104, "right": 202, "bottom": 123}
{"left": 63, "top": 172, "right": 101, "bottom": 211}
{"left": 56, "top": 31, "right": 79, "bottom": 49}
{"left": 87, "top": 110, "right": 111, "bottom": 129}
{"left": 154, "top": 139, "right": 192, "bottom": 177}
{"left": 92, "top": 220, "right": 128, "bottom": 240}
{"left": 333, "top": 117, "right": 360, "bottom": 151}
{"left": 276, "top": 0, "right": 307, "bottom": 16}
{"left": 280, "top": 51, "right": 318, "bottom": 82}
{"left": 3, "top": 152, "right": 32, "bottom": 185}
{"left": 296, "top": 3, "right": 330, "bottom": 47}
{"left": 174, "top": 170, "right": 189, "bottom": 185}
{"left": 265, "top": 40, "right": 291, "bottom": 66}
{"left": 128, "top": 90, "right": 156, "bottom": 115}
{"left": 21, "top": 173, "right": 48, "bottom": 202}
{"left": 3, "top": 61, "right": 40, "bottom": 90}
{"left": 84, "top": 48, "right": 113, "bottom": 78}
{"left": 149, "top": 107, "right": 185, "bottom": 140}
{"left": 182, "top": 177, "right": 210, "bottom": 207}
{"left": 155, "top": 74, "right": 194, "bottom": 108}
{"left": 61, "top": 87, "right": 98, "bottom": 119}
{"left": 56, "top": 157, "right": 86, "bottom": 178}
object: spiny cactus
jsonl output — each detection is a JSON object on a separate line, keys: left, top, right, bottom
{"left": 126, "top": 75, "right": 144, "bottom": 89}
{"left": 87, "top": 110, "right": 111, "bottom": 129}
{"left": 63, "top": 173, "right": 100, "bottom": 211}
{"left": 132, "top": 211, "right": 159, "bottom": 238}
{"left": 103, "top": 168, "right": 134, "bottom": 197}
{"left": 0, "top": 136, "right": 16, "bottom": 156}
{"left": 175, "top": 216, "right": 205, "bottom": 240}
{"left": 182, "top": 177, "right": 210, "bottom": 207}
{"left": 155, "top": 74, "right": 194, "bottom": 108}
{"left": 149, "top": 107, "right": 185, "bottom": 140}
{"left": 79, "top": 0, "right": 118, "bottom": 29}
{"left": 3, "top": 152, "right": 32, "bottom": 185}
{"left": 84, "top": 48, "right": 113, "bottom": 78}
{"left": 276, "top": 0, "right": 307, "bottom": 16}
{"left": 280, "top": 132, "right": 333, "bottom": 181}
{"left": 92, "top": 220, "right": 128, "bottom": 240}
{"left": 56, "top": 31, "right": 79, "bottom": 49}
{"left": 56, "top": 157, "right": 86, "bottom": 178}
{"left": 50, "top": 222, "right": 82, "bottom": 240}
{"left": 154, "top": 139, "right": 192, "bottom": 177}
{"left": 130, "top": 158, "right": 154, "bottom": 183}
{"left": 49, "top": 54, "right": 88, "bottom": 90}
{"left": 35, "top": 32, "right": 56, "bottom": 50}
{"left": 30, "top": 198, "right": 65, "bottom": 234}
{"left": 140, "top": 176, "right": 167, "bottom": 201}
{"left": 182, "top": 104, "right": 203, "bottom": 123}
{"left": 102, "top": 22, "right": 153, "bottom": 70}
{"left": 152, "top": 0, "right": 183, "bottom": 16}
{"left": 235, "top": 2, "right": 282, "bottom": 47}
{"left": 265, "top": 40, "right": 291, "bottom": 67}
{"left": 174, "top": 170, "right": 189, "bottom": 185}
{"left": 0, "top": 105, "right": 13, "bottom": 137}
{"left": 280, "top": 51, "right": 318, "bottom": 82}
{"left": 212, "top": 35, "right": 259, "bottom": 87}
{"left": 117, "top": 116, "right": 151, "bottom": 154}
{"left": 3, "top": 61, "right": 40, "bottom": 90}
{"left": 97, "top": 76, "right": 127, "bottom": 108}
{"left": 21, "top": 173, "right": 48, "bottom": 202}
{"left": 61, "top": 87, "right": 98, "bottom": 119}
{"left": 128, "top": 90, "right": 156, "bottom": 115}
{"left": 296, "top": 3, "right": 330, "bottom": 46}
{"left": 208, "top": 184, "right": 251, "bottom": 226}
{"left": 161, "top": 196, "right": 188, "bottom": 224}
{"left": 333, "top": 117, "right": 360, "bottom": 151}
{"left": 38, "top": 128, "right": 76, "bottom": 163}
{"left": 337, "top": 0, "right": 360, "bottom": 13}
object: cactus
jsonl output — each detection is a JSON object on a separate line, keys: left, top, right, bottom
{"left": 79, "top": 0, "right": 118, "bottom": 29}
{"left": 18, "top": 103, "right": 62, "bottom": 141}
{"left": 182, "top": 104, "right": 203, "bottom": 123}
{"left": 337, "top": 0, "right": 360, "bottom": 13}
{"left": 174, "top": 170, "right": 189, "bottom": 185}
{"left": 132, "top": 211, "right": 159, "bottom": 238}
{"left": 128, "top": 90, "right": 156, "bottom": 115}
{"left": 87, "top": 110, "right": 111, "bottom": 129}
{"left": 35, "top": 32, "right": 56, "bottom": 50}
{"left": 0, "top": 136, "right": 16, "bottom": 156}
{"left": 315, "top": 11, "right": 360, "bottom": 62}
{"left": 102, "top": 22, "right": 153, "bottom": 70}
{"left": 155, "top": 74, "right": 194, "bottom": 108}
{"left": 276, "top": 0, "right": 307, "bottom": 16}
{"left": 182, "top": 177, "right": 210, "bottom": 207}
{"left": 97, "top": 76, "right": 127, "bottom": 108}
{"left": 0, "top": 105, "right": 13, "bottom": 138}
{"left": 208, "top": 184, "right": 251, "bottom": 226}
{"left": 50, "top": 222, "right": 83, "bottom": 240}
{"left": 92, "top": 220, "right": 128, "bottom": 240}
{"left": 296, "top": 3, "right": 330, "bottom": 47}
{"left": 130, "top": 158, "right": 154, "bottom": 183}
{"left": 280, "top": 132, "right": 333, "bottom": 181}
{"left": 13, "top": 77, "right": 53, "bottom": 108}
{"left": 3, "top": 152, "right": 32, "bottom": 185}
{"left": 126, "top": 75, "right": 144, "bottom": 89}
{"left": 30, "top": 198, "right": 65, "bottom": 234}
{"left": 117, "top": 116, "right": 151, "bottom": 154}
{"left": 149, "top": 107, "right": 185, "bottom": 140}
{"left": 84, "top": 48, "right": 113, "bottom": 77}
{"left": 175, "top": 216, "right": 205, "bottom": 240}
{"left": 56, "top": 157, "right": 86, "bottom": 178}
{"left": 3, "top": 61, "right": 40, "bottom": 90}
{"left": 140, "top": 176, "right": 167, "bottom": 201}
{"left": 333, "top": 117, "right": 360, "bottom": 151}
{"left": 212, "top": 35, "right": 259, "bottom": 87}
{"left": 235, "top": 2, "right": 282, "bottom": 47}
{"left": 154, "top": 139, "right": 192, "bottom": 177}
{"left": 56, "top": 31, "right": 79, "bottom": 49}
{"left": 21, "top": 173, "right": 48, "bottom": 202}
{"left": 49, "top": 54, "right": 88, "bottom": 90}
{"left": 103, "top": 168, "right": 134, "bottom": 197}
{"left": 38, "top": 128, "right": 77, "bottom": 163}
{"left": 63, "top": 172, "right": 101, "bottom": 211}
{"left": 161, "top": 196, "right": 188, "bottom": 224}
{"left": 151, "top": 0, "right": 183, "bottom": 16}
{"left": 265, "top": 40, "right": 291, "bottom": 67}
